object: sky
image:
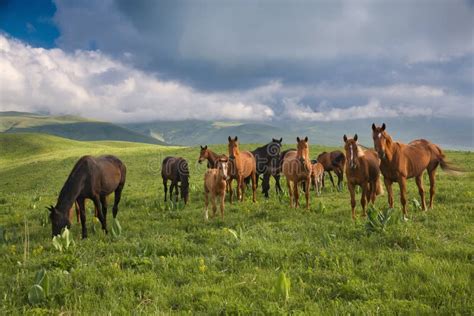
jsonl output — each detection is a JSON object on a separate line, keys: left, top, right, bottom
{"left": 0, "top": 0, "right": 473, "bottom": 122}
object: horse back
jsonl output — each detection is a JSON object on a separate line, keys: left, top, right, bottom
{"left": 238, "top": 151, "right": 256, "bottom": 177}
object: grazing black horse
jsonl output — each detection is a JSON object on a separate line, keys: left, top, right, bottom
{"left": 161, "top": 157, "right": 190, "bottom": 204}
{"left": 245, "top": 138, "right": 284, "bottom": 198}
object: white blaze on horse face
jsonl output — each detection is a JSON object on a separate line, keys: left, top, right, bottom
{"left": 378, "top": 133, "right": 382, "bottom": 139}
{"left": 350, "top": 145, "right": 354, "bottom": 162}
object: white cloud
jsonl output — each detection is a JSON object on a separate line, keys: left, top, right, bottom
{"left": 0, "top": 35, "right": 274, "bottom": 122}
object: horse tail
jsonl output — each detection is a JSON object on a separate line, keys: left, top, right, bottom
{"left": 435, "top": 145, "right": 463, "bottom": 175}
{"left": 375, "top": 176, "right": 384, "bottom": 196}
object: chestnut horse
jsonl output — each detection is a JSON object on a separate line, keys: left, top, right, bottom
{"left": 372, "top": 123, "right": 459, "bottom": 220}
{"left": 48, "top": 155, "right": 126, "bottom": 238}
{"left": 316, "top": 151, "right": 346, "bottom": 190}
{"left": 343, "top": 134, "right": 383, "bottom": 219}
{"left": 227, "top": 136, "right": 257, "bottom": 202}
{"left": 282, "top": 137, "right": 312, "bottom": 209}
{"left": 161, "top": 157, "right": 189, "bottom": 204}
{"left": 204, "top": 157, "right": 229, "bottom": 219}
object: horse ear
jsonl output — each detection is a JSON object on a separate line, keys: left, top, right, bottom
{"left": 297, "top": 136, "right": 300, "bottom": 142}
{"left": 304, "top": 136, "right": 308, "bottom": 142}
{"left": 234, "top": 136, "right": 238, "bottom": 141}
{"left": 343, "top": 134, "right": 347, "bottom": 143}
{"left": 279, "top": 138, "right": 282, "bottom": 143}
{"left": 204, "top": 145, "right": 207, "bottom": 149}
{"left": 228, "top": 136, "right": 231, "bottom": 142}
{"left": 200, "top": 145, "right": 203, "bottom": 149}
{"left": 354, "top": 134, "right": 358, "bottom": 141}
{"left": 381, "top": 123, "right": 386, "bottom": 131}
{"left": 372, "top": 123, "right": 376, "bottom": 131}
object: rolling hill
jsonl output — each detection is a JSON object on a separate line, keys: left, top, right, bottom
{"left": 0, "top": 112, "right": 166, "bottom": 145}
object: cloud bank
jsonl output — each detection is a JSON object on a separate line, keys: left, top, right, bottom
{"left": 0, "top": 34, "right": 472, "bottom": 122}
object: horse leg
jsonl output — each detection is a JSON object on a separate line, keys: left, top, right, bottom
{"left": 100, "top": 195, "right": 108, "bottom": 230}
{"left": 305, "top": 177, "right": 310, "bottom": 210}
{"left": 92, "top": 195, "right": 107, "bottom": 233}
{"left": 274, "top": 174, "right": 282, "bottom": 195}
{"left": 262, "top": 172, "right": 271, "bottom": 198}
{"left": 294, "top": 181, "right": 300, "bottom": 208}
{"left": 204, "top": 187, "right": 209, "bottom": 220}
{"left": 211, "top": 193, "right": 217, "bottom": 218}
{"left": 328, "top": 171, "right": 336, "bottom": 188}
{"left": 251, "top": 171, "right": 257, "bottom": 202}
{"left": 236, "top": 176, "right": 242, "bottom": 202}
{"left": 398, "top": 177, "right": 408, "bottom": 220}
{"left": 77, "top": 198, "right": 87, "bottom": 238}
{"left": 228, "top": 179, "right": 233, "bottom": 204}
{"left": 112, "top": 182, "right": 124, "bottom": 218}
{"left": 163, "top": 179, "right": 168, "bottom": 202}
{"left": 428, "top": 168, "right": 436, "bottom": 209}
{"left": 360, "top": 182, "right": 368, "bottom": 217}
{"left": 220, "top": 192, "right": 225, "bottom": 220}
{"left": 286, "top": 178, "right": 293, "bottom": 208}
{"left": 337, "top": 169, "right": 344, "bottom": 191}
{"left": 415, "top": 175, "right": 426, "bottom": 211}
{"left": 348, "top": 182, "right": 356, "bottom": 220}
{"left": 384, "top": 178, "right": 394, "bottom": 209}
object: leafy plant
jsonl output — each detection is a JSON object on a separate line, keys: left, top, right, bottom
{"left": 275, "top": 271, "right": 291, "bottom": 302}
{"left": 365, "top": 205, "right": 397, "bottom": 234}
{"left": 52, "top": 227, "right": 75, "bottom": 252}
{"left": 28, "top": 269, "right": 49, "bottom": 305}
{"left": 111, "top": 218, "right": 122, "bottom": 238}
{"left": 412, "top": 198, "right": 422, "bottom": 210}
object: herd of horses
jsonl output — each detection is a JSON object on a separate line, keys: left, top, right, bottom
{"left": 48, "top": 123, "right": 459, "bottom": 238}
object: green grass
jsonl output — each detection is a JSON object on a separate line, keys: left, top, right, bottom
{"left": 0, "top": 134, "right": 473, "bottom": 314}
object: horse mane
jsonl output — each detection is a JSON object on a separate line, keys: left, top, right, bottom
{"left": 56, "top": 156, "right": 90, "bottom": 211}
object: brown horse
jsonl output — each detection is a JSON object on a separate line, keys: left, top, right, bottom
{"left": 343, "top": 134, "right": 383, "bottom": 219}
{"left": 372, "top": 123, "right": 459, "bottom": 220}
{"left": 227, "top": 136, "right": 257, "bottom": 202}
{"left": 282, "top": 137, "right": 312, "bottom": 209}
{"left": 48, "top": 155, "right": 126, "bottom": 238}
{"left": 198, "top": 145, "right": 227, "bottom": 168}
{"left": 161, "top": 157, "right": 190, "bottom": 204}
{"left": 204, "top": 157, "right": 229, "bottom": 219}
{"left": 310, "top": 162, "right": 324, "bottom": 196}
{"left": 317, "top": 150, "right": 346, "bottom": 190}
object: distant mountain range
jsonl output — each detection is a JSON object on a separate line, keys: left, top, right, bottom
{"left": 1, "top": 112, "right": 472, "bottom": 150}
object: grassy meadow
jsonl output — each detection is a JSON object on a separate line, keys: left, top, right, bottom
{"left": 0, "top": 133, "right": 473, "bottom": 314}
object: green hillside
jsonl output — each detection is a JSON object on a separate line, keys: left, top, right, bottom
{"left": 0, "top": 112, "right": 166, "bottom": 145}
{"left": 0, "top": 133, "right": 472, "bottom": 314}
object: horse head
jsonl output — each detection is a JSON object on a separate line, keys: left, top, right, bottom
{"left": 198, "top": 145, "right": 208, "bottom": 164}
{"left": 47, "top": 205, "right": 71, "bottom": 237}
{"left": 296, "top": 136, "right": 309, "bottom": 168}
{"left": 343, "top": 134, "right": 360, "bottom": 169}
{"left": 372, "top": 123, "right": 391, "bottom": 159}
{"left": 217, "top": 157, "right": 229, "bottom": 181}
{"left": 228, "top": 136, "right": 239, "bottom": 160}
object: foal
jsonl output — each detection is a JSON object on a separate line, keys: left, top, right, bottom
{"left": 282, "top": 137, "right": 312, "bottom": 209}
{"left": 198, "top": 145, "right": 227, "bottom": 168}
{"left": 310, "top": 162, "right": 324, "bottom": 196}
{"left": 204, "top": 157, "right": 229, "bottom": 219}
{"left": 343, "top": 134, "right": 383, "bottom": 219}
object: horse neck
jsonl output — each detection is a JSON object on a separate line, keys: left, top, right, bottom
{"left": 56, "top": 165, "right": 86, "bottom": 213}
{"left": 207, "top": 150, "right": 219, "bottom": 164}
{"left": 383, "top": 136, "right": 397, "bottom": 162}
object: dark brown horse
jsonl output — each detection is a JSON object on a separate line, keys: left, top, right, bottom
{"left": 228, "top": 136, "right": 257, "bottom": 202}
{"left": 48, "top": 155, "right": 126, "bottom": 238}
{"left": 372, "top": 123, "right": 459, "bottom": 220}
{"left": 316, "top": 150, "right": 346, "bottom": 190}
{"left": 282, "top": 137, "right": 312, "bottom": 209}
{"left": 198, "top": 145, "right": 227, "bottom": 168}
{"left": 161, "top": 157, "right": 190, "bottom": 204}
{"left": 343, "top": 134, "right": 383, "bottom": 219}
